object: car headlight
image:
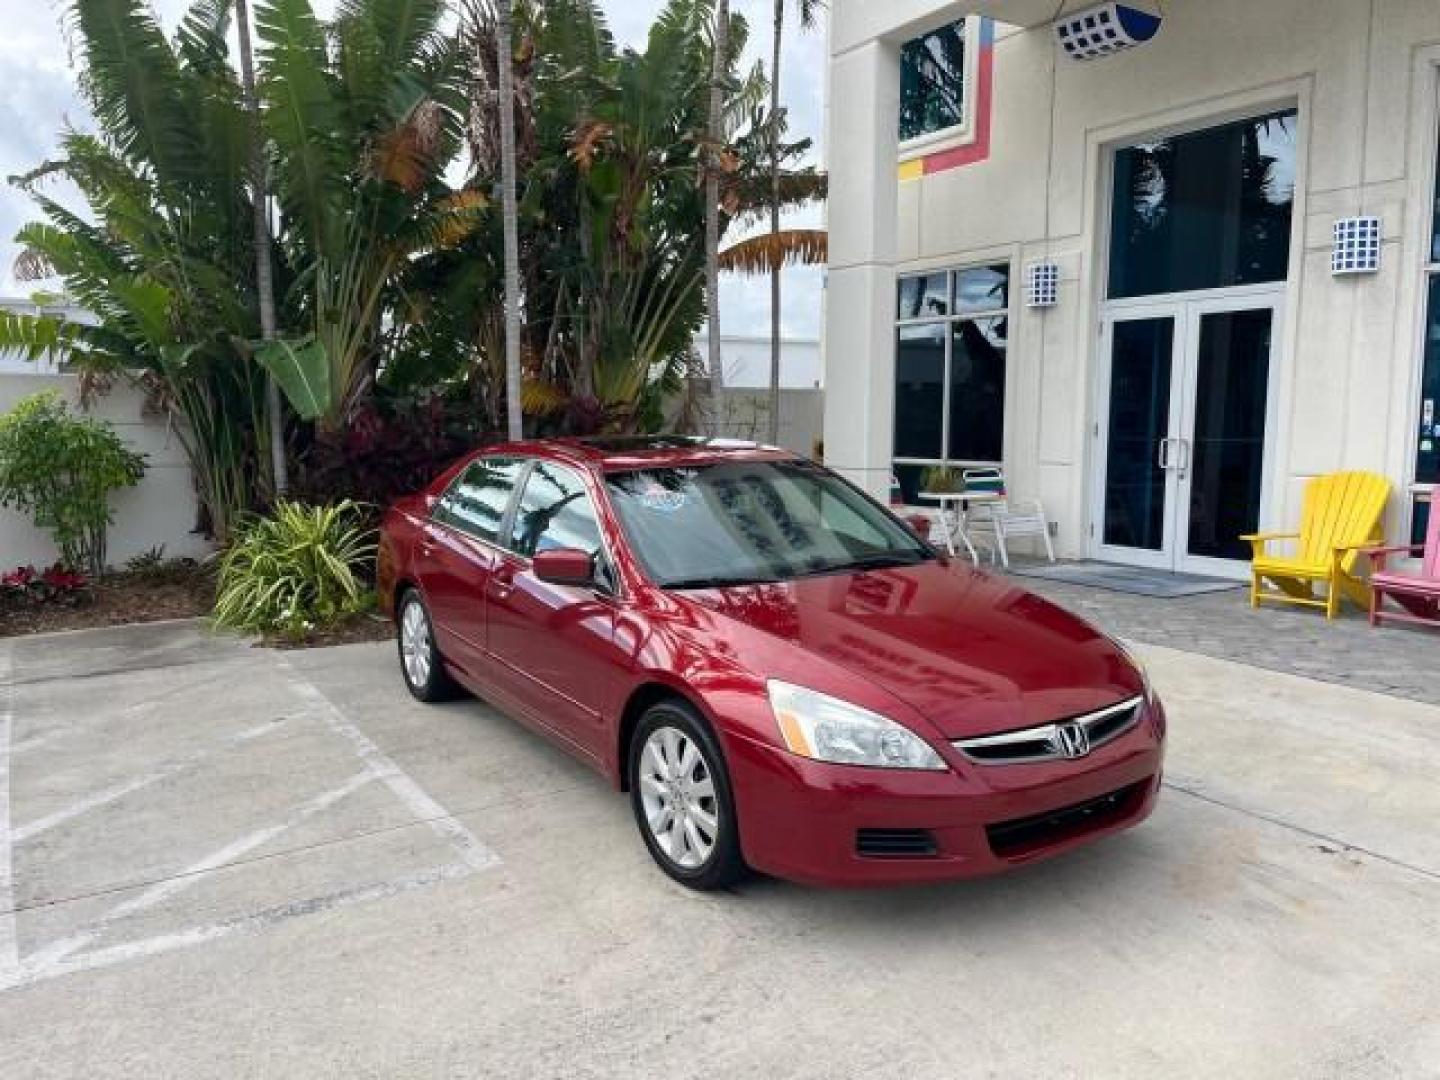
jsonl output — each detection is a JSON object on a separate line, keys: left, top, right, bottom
{"left": 767, "top": 680, "right": 946, "bottom": 770}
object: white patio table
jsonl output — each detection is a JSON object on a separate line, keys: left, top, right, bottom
{"left": 917, "top": 490, "right": 1003, "bottom": 564}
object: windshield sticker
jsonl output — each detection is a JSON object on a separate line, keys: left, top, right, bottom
{"left": 639, "top": 485, "right": 688, "bottom": 513}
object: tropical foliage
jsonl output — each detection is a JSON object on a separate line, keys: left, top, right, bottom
{"left": 212, "top": 499, "right": 376, "bottom": 637}
{"left": 2, "top": 0, "right": 828, "bottom": 555}
{"left": 0, "top": 391, "right": 146, "bottom": 576}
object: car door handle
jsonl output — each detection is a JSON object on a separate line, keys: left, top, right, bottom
{"left": 487, "top": 575, "right": 514, "bottom": 601}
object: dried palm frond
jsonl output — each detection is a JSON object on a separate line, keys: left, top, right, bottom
{"left": 717, "top": 228, "right": 827, "bottom": 275}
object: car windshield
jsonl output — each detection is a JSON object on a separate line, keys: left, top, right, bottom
{"left": 604, "top": 459, "right": 934, "bottom": 589}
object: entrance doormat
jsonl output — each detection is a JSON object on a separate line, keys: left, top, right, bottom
{"left": 1006, "top": 561, "right": 1244, "bottom": 598}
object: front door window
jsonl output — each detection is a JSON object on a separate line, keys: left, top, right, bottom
{"left": 1186, "top": 309, "right": 1272, "bottom": 560}
{"left": 1097, "top": 302, "right": 1276, "bottom": 573}
{"left": 1102, "top": 317, "right": 1175, "bottom": 551}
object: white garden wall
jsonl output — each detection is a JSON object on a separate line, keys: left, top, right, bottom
{"left": 0, "top": 372, "right": 212, "bottom": 571}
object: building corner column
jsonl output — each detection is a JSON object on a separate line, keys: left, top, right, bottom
{"left": 823, "top": 32, "right": 901, "bottom": 500}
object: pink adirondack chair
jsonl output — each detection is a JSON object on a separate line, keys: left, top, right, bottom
{"left": 1367, "top": 505, "right": 1440, "bottom": 629}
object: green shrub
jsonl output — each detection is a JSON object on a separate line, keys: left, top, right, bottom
{"left": 0, "top": 391, "right": 146, "bottom": 576}
{"left": 213, "top": 500, "right": 376, "bottom": 638}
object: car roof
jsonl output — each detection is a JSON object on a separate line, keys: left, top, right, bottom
{"left": 487, "top": 436, "right": 800, "bottom": 471}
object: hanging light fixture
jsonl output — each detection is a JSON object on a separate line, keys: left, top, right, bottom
{"left": 1055, "top": 3, "right": 1163, "bottom": 62}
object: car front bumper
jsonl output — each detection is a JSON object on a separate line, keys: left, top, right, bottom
{"left": 724, "top": 700, "right": 1166, "bottom": 887}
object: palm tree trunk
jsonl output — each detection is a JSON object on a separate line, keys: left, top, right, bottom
{"left": 497, "top": 0, "right": 524, "bottom": 441}
{"left": 703, "top": 0, "right": 730, "bottom": 438}
{"left": 767, "top": 0, "right": 784, "bottom": 446}
{"left": 234, "top": 0, "right": 287, "bottom": 497}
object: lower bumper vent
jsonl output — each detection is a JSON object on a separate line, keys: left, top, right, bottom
{"left": 856, "top": 828, "right": 938, "bottom": 859}
{"left": 986, "top": 781, "right": 1147, "bottom": 858}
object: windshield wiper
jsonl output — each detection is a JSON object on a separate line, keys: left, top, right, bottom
{"left": 796, "top": 551, "right": 931, "bottom": 577}
{"left": 665, "top": 574, "right": 784, "bottom": 591}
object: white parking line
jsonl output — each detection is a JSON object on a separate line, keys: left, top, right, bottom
{"left": 11, "top": 717, "right": 288, "bottom": 844}
{"left": 19, "top": 770, "right": 379, "bottom": 979}
{"left": 0, "top": 644, "right": 18, "bottom": 987}
{"left": 6, "top": 862, "right": 476, "bottom": 989}
{"left": 278, "top": 658, "right": 499, "bottom": 873}
{"left": 0, "top": 648, "right": 500, "bottom": 992}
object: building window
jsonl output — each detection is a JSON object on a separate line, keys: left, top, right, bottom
{"left": 899, "top": 19, "right": 969, "bottom": 145}
{"left": 1413, "top": 122, "right": 1440, "bottom": 542}
{"left": 893, "top": 264, "right": 1009, "bottom": 503}
{"left": 1108, "top": 110, "right": 1298, "bottom": 299}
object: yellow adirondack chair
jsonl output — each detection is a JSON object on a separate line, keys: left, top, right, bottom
{"left": 1242, "top": 471, "right": 1391, "bottom": 620}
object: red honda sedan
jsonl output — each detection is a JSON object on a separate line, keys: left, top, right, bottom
{"left": 377, "top": 437, "right": 1164, "bottom": 889}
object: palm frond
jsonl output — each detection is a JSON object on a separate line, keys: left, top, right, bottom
{"left": 65, "top": 0, "right": 206, "bottom": 188}
{"left": 175, "top": 0, "right": 234, "bottom": 75}
{"left": 254, "top": 0, "right": 349, "bottom": 257}
{"left": 717, "top": 228, "right": 826, "bottom": 275}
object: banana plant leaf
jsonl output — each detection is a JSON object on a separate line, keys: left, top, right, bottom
{"left": 256, "top": 336, "right": 331, "bottom": 420}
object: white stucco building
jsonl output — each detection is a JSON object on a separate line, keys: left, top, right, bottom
{"left": 826, "top": 0, "right": 1440, "bottom": 575}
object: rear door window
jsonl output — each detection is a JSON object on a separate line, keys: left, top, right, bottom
{"left": 433, "top": 457, "right": 525, "bottom": 543}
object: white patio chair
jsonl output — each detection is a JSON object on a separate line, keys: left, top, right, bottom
{"left": 961, "top": 468, "right": 1056, "bottom": 569}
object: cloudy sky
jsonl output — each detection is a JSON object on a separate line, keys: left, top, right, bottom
{"left": 0, "top": 0, "right": 825, "bottom": 339}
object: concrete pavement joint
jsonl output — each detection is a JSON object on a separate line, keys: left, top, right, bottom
{"left": 1, "top": 653, "right": 250, "bottom": 690}
{"left": 1, "top": 777, "right": 588, "bottom": 920}
{"left": 1162, "top": 779, "right": 1440, "bottom": 884}
{"left": 2, "top": 861, "right": 477, "bottom": 991}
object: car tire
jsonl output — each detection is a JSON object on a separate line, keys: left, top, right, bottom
{"left": 397, "top": 589, "right": 459, "bottom": 703}
{"left": 629, "top": 700, "right": 747, "bottom": 891}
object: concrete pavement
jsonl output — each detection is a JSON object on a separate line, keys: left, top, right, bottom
{"left": 0, "top": 619, "right": 1436, "bottom": 1078}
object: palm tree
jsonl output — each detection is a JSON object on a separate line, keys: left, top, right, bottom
{"left": 496, "top": 0, "right": 524, "bottom": 441}
{"left": 234, "top": 0, "right": 287, "bottom": 496}
{"left": 3, "top": 0, "right": 270, "bottom": 542}
{"left": 703, "top": 0, "right": 731, "bottom": 436}
{"left": 766, "top": 0, "right": 824, "bottom": 444}
{"left": 247, "top": 0, "right": 482, "bottom": 431}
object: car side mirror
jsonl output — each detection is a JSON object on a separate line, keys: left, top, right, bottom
{"left": 532, "top": 547, "right": 596, "bottom": 587}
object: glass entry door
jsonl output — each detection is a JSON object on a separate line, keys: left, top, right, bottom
{"left": 1094, "top": 295, "right": 1278, "bottom": 576}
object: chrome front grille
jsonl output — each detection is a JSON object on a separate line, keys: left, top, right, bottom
{"left": 951, "top": 696, "right": 1144, "bottom": 765}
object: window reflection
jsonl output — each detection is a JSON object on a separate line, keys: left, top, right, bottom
{"left": 1109, "top": 110, "right": 1296, "bottom": 299}
{"left": 510, "top": 463, "right": 603, "bottom": 558}
{"left": 436, "top": 458, "right": 524, "bottom": 542}
{"left": 895, "top": 324, "right": 946, "bottom": 459}
{"left": 948, "top": 317, "right": 1007, "bottom": 462}
{"left": 898, "top": 272, "right": 950, "bottom": 319}
{"left": 893, "top": 262, "right": 1010, "bottom": 503}
{"left": 900, "top": 19, "right": 967, "bottom": 142}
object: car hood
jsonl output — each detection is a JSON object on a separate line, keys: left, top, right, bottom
{"left": 679, "top": 560, "right": 1142, "bottom": 739}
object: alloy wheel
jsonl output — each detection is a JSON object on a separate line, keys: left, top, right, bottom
{"left": 637, "top": 725, "right": 720, "bottom": 870}
{"left": 400, "top": 598, "right": 432, "bottom": 689}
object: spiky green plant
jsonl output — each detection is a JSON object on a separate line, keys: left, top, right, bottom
{"left": 213, "top": 499, "right": 376, "bottom": 638}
